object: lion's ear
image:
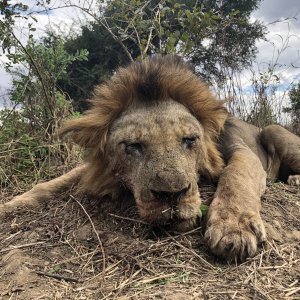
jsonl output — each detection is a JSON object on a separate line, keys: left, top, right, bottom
{"left": 59, "top": 114, "right": 107, "bottom": 149}
{"left": 59, "top": 81, "right": 128, "bottom": 149}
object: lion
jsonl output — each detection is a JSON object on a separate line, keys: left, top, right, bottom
{"left": 1, "top": 55, "right": 300, "bottom": 261}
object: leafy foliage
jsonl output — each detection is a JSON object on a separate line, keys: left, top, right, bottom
{"left": 287, "top": 83, "right": 300, "bottom": 121}
{"left": 190, "top": 0, "right": 266, "bottom": 83}
{"left": 0, "top": 1, "right": 29, "bottom": 54}
{"left": 284, "top": 83, "right": 300, "bottom": 133}
{"left": 6, "top": 36, "right": 88, "bottom": 137}
{"left": 0, "top": 5, "right": 86, "bottom": 188}
{"left": 56, "top": 0, "right": 265, "bottom": 111}
{"left": 56, "top": 24, "right": 129, "bottom": 111}
{"left": 246, "top": 70, "right": 279, "bottom": 127}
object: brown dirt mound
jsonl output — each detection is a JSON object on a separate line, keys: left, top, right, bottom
{"left": 0, "top": 183, "right": 299, "bottom": 300}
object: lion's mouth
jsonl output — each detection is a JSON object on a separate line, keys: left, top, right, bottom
{"left": 135, "top": 194, "right": 202, "bottom": 226}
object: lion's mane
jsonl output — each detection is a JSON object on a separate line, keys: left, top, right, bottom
{"left": 61, "top": 55, "right": 228, "bottom": 198}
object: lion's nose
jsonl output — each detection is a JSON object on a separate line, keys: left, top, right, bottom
{"left": 151, "top": 184, "right": 191, "bottom": 203}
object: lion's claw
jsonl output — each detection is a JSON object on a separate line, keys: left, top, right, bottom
{"left": 205, "top": 213, "right": 266, "bottom": 261}
{"left": 287, "top": 175, "right": 300, "bottom": 186}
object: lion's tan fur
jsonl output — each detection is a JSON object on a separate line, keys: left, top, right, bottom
{"left": 60, "top": 56, "right": 227, "bottom": 198}
{"left": 0, "top": 165, "right": 86, "bottom": 216}
{"left": 260, "top": 125, "right": 300, "bottom": 178}
{"left": 2, "top": 55, "right": 300, "bottom": 260}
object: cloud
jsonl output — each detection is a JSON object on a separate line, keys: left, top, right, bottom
{"left": 0, "top": 66, "right": 11, "bottom": 89}
{"left": 0, "top": 66, "right": 12, "bottom": 108}
{"left": 246, "top": 0, "right": 300, "bottom": 89}
{"left": 253, "top": 0, "right": 300, "bottom": 22}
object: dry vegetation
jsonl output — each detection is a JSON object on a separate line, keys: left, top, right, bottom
{"left": 1, "top": 178, "right": 299, "bottom": 299}
{"left": 1, "top": 2, "right": 299, "bottom": 299}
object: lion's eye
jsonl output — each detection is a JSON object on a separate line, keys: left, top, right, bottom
{"left": 124, "top": 142, "right": 144, "bottom": 156}
{"left": 182, "top": 136, "right": 198, "bottom": 149}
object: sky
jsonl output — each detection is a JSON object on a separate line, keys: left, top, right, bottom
{"left": 251, "top": 0, "right": 300, "bottom": 86}
{"left": 1, "top": 0, "right": 300, "bottom": 108}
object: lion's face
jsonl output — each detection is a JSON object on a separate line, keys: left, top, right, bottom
{"left": 108, "top": 100, "right": 206, "bottom": 227}
{"left": 61, "top": 55, "right": 227, "bottom": 231}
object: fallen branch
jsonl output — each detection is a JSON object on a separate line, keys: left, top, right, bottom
{"left": 108, "top": 213, "right": 148, "bottom": 225}
{"left": 0, "top": 241, "right": 46, "bottom": 253}
{"left": 35, "top": 270, "right": 80, "bottom": 283}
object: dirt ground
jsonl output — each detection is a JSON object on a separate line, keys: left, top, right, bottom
{"left": 0, "top": 182, "right": 299, "bottom": 300}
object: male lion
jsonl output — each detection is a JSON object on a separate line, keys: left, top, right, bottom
{"left": 2, "top": 55, "right": 300, "bottom": 260}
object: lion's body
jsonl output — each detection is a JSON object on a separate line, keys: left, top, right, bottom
{"left": 223, "top": 117, "right": 300, "bottom": 181}
{"left": 220, "top": 117, "right": 268, "bottom": 168}
{"left": 2, "top": 55, "right": 300, "bottom": 261}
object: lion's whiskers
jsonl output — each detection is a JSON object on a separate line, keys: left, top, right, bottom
{"left": 161, "top": 207, "right": 171, "bottom": 214}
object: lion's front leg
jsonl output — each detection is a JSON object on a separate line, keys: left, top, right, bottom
{"left": 0, "top": 165, "right": 86, "bottom": 218}
{"left": 205, "top": 148, "right": 267, "bottom": 260}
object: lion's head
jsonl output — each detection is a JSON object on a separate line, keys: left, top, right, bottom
{"left": 61, "top": 55, "right": 227, "bottom": 230}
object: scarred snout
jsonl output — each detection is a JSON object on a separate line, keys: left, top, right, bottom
{"left": 108, "top": 100, "right": 207, "bottom": 231}
{"left": 151, "top": 183, "right": 191, "bottom": 204}
{"left": 113, "top": 151, "right": 203, "bottom": 230}
{"left": 133, "top": 161, "right": 201, "bottom": 229}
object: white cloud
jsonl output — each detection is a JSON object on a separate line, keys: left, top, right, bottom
{"left": 253, "top": 0, "right": 300, "bottom": 22}
{"left": 233, "top": 0, "right": 300, "bottom": 109}
{"left": 0, "top": 66, "right": 11, "bottom": 89}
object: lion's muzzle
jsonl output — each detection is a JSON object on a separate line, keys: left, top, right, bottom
{"left": 150, "top": 183, "right": 191, "bottom": 204}
{"left": 134, "top": 181, "right": 201, "bottom": 230}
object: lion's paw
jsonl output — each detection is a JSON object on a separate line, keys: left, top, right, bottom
{"left": 205, "top": 212, "right": 266, "bottom": 261}
{"left": 0, "top": 193, "right": 39, "bottom": 220}
{"left": 287, "top": 175, "right": 300, "bottom": 186}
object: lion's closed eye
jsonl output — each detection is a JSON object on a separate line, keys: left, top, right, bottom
{"left": 123, "top": 142, "right": 144, "bottom": 157}
{"left": 182, "top": 136, "right": 199, "bottom": 149}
